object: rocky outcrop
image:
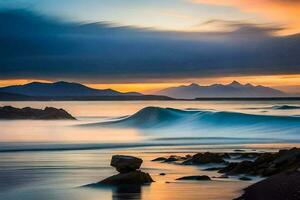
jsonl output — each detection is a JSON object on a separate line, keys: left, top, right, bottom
{"left": 219, "top": 148, "right": 300, "bottom": 176}
{"left": 234, "top": 171, "right": 300, "bottom": 200}
{"left": 87, "top": 155, "right": 154, "bottom": 186}
{"left": 0, "top": 106, "right": 76, "bottom": 120}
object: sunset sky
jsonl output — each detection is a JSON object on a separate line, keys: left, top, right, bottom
{"left": 0, "top": 0, "right": 300, "bottom": 93}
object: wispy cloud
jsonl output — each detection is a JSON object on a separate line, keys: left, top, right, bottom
{"left": 191, "top": 0, "right": 300, "bottom": 35}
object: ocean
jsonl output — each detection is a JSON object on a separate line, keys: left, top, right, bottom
{"left": 0, "top": 100, "right": 299, "bottom": 200}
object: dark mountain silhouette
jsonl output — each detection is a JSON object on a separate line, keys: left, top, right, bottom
{"left": 155, "top": 81, "right": 286, "bottom": 99}
{"left": 0, "top": 81, "right": 173, "bottom": 101}
{"left": 0, "top": 81, "right": 141, "bottom": 97}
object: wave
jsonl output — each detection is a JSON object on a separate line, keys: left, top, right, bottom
{"left": 92, "top": 106, "right": 299, "bottom": 128}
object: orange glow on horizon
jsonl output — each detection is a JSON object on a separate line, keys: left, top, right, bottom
{"left": 0, "top": 74, "right": 299, "bottom": 94}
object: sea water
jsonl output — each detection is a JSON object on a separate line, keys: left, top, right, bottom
{"left": 0, "top": 100, "right": 299, "bottom": 200}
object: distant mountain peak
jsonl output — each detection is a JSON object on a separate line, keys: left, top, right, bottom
{"left": 189, "top": 83, "right": 200, "bottom": 87}
{"left": 228, "top": 80, "right": 242, "bottom": 86}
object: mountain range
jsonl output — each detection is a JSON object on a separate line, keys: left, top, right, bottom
{"left": 0, "top": 81, "right": 141, "bottom": 97}
{"left": 0, "top": 81, "right": 172, "bottom": 100}
{"left": 155, "top": 81, "right": 287, "bottom": 99}
{"left": 0, "top": 81, "right": 294, "bottom": 101}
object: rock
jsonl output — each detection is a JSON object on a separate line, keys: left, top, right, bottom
{"left": 0, "top": 106, "right": 76, "bottom": 120}
{"left": 176, "top": 175, "right": 211, "bottom": 181}
{"left": 159, "top": 173, "right": 166, "bottom": 176}
{"left": 239, "top": 176, "right": 252, "bottom": 181}
{"left": 151, "top": 157, "right": 167, "bottom": 162}
{"left": 274, "top": 147, "right": 300, "bottom": 165}
{"left": 185, "top": 154, "right": 192, "bottom": 159}
{"left": 111, "top": 155, "right": 143, "bottom": 173}
{"left": 164, "top": 155, "right": 186, "bottom": 162}
{"left": 86, "top": 155, "right": 154, "bottom": 187}
{"left": 219, "top": 161, "right": 253, "bottom": 175}
{"left": 234, "top": 171, "right": 300, "bottom": 200}
{"left": 97, "top": 170, "right": 154, "bottom": 185}
{"left": 218, "top": 148, "right": 300, "bottom": 177}
{"left": 182, "top": 152, "right": 225, "bottom": 165}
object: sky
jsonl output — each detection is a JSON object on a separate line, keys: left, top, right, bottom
{"left": 0, "top": 0, "right": 300, "bottom": 93}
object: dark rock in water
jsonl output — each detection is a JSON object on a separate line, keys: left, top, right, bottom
{"left": 274, "top": 148, "right": 300, "bottom": 165}
{"left": 0, "top": 106, "right": 76, "bottom": 120}
{"left": 219, "top": 148, "right": 300, "bottom": 177}
{"left": 239, "top": 176, "right": 252, "bottom": 181}
{"left": 97, "top": 170, "right": 154, "bottom": 185}
{"left": 111, "top": 155, "right": 143, "bottom": 173}
{"left": 86, "top": 155, "right": 154, "bottom": 186}
{"left": 164, "top": 155, "right": 186, "bottom": 162}
{"left": 183, "top": 152, "right": 225, "bottom": 165}
{"left": 234, "top": 171, "right": 300, "bottom": 200}
{"left": 219, "top": 161, "right": 254, "bottom": 175}
{"left": 87, "top": 172, "right": 153, "bottom": 187}
{"left": 152, "top": 157, "right": 167, "bottom": 162}
{"left": 176, "top": 175, "right": 211, "bottom": 181}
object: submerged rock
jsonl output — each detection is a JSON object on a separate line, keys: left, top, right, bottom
{"left": 0, "top": 106, "right": 76, "bottom": 120}
{"left": 176, "top": 175, "right": 211, "bottom": 181}
{"left": 111, "top": 155, "right": 143, "bottom": 173}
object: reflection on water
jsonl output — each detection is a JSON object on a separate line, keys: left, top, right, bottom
{"left": 112, "top": 185, "right": 142, "bottom": 200}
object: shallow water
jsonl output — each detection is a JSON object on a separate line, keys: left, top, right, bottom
{"left": 0, "top": 100, "right": 300, "bottom": 200}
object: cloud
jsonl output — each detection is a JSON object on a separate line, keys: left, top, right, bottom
{"left": 0, "top": 9, "right": 300, "bottom": 83}
{"left": 191, "top": 0, "right": 300, "bottom": 35}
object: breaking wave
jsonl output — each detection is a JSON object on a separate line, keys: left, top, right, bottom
{"left": 88, "top": 107, "right": 300, "bottom": 137}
